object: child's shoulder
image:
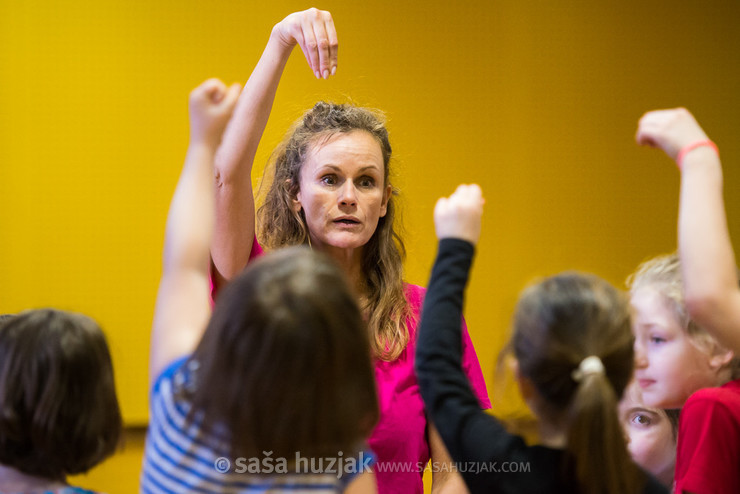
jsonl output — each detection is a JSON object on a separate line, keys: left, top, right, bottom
{"left": 1, "top": 487, "right": 100, "bottom": 494}
{"left": 683, "top": 378, "right": 740, "bottom": 420}
{"left": 57, "top": 488, "right": 100, "bottom": 494}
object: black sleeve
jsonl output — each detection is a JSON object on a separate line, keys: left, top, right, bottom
{"left": 416, "top": 238, "right": 526, "bottom": 470}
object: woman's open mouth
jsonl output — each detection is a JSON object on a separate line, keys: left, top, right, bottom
{"left": 334, "top": 217, "right": 360, "bottom": 226}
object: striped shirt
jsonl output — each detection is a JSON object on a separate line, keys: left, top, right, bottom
{"left": 141, "top": 356, "right": 374, "bottom": 493}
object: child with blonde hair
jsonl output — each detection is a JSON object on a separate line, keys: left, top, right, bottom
{"left": 628, "top": 253, "right": 737, "bottom": 409}
{"left": 634, "top": 108, "right": 740, "bottom": 493}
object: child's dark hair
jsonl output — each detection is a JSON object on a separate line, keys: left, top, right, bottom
{"left": 511, "top": 272, "right": 643, "bottom": 494}
{"left": 0, "top": 309, "right": 122, "bottom": 480}
{"left": 664, "top": 408, "right": 680, "bottom": 441}
{"left": 189, "top": 246, "right": 378, "bottom": 459}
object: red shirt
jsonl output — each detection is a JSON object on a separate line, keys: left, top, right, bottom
{"left": 674, "top": 378, "right": 740, "bottom": 494}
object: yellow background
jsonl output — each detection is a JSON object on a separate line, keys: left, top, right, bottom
{"left": 2, "top": 0, "right": 740, "bottom": 491}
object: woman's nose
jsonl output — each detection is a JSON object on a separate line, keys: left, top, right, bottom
{"left": 338, "top": 181, "right": 358, "bottom": 206}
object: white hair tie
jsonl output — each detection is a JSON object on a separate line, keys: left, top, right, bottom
{"left": 571, "top": 356, "right": 605, "bottom": 382}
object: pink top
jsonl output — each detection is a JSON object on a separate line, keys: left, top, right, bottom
{"left": 371, "top": 283, "right": 490, "bottom": 494}
{"left": 212, "top": 240, "right": 491, "bottom": 494}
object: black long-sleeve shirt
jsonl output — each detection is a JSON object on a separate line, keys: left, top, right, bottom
{"left": 415, "top": 238, "right": 667, "bottom": 494}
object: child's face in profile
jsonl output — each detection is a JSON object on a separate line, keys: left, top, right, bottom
{"left": 619, "top": 382, "right": 675, "bottom": 486}
{"left": 631, "top": 286, "right": 718, "bottom": 409}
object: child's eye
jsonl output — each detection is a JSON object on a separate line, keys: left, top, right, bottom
{"left": 649, "top": 336, "right": 666, "bottom": 345}
{"left": 630, "top": 413, "right": 652, "bottom": 427}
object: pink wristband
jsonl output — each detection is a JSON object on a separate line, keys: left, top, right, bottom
{"left": 676, "top": 140, "right": 719, "bottom": 170}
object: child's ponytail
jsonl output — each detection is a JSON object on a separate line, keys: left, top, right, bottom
{"left": 512, "top": 273, "right": 648, "bottom": 494}
{"left": 566, "top": 357, "right": 641, "bottom": 494}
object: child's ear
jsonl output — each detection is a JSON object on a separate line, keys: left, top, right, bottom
{"left": 512, "top": 359, "right": 535, "bottom": 401}
{"left": 709, "top": 347, "right": 734, "bottom": 372}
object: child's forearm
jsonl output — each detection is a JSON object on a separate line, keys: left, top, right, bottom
{"left": 164, "top": 142, "right": 217, "bottom": 275}
{"left": 679, "top": 148, "right": 740, "bottom": 353}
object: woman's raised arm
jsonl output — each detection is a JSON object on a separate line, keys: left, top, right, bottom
{"left": 211, "top": 9, "right": 338, "bottom": 288}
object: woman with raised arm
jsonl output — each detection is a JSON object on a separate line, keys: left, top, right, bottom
{"left": 211, "top": 9, "right": 490, "bottom": 494}
{"left": 141, "top": 79, "right": 379, "bottom": 493}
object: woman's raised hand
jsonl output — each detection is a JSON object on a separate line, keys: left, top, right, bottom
{"left": 273, "top": 8, "right": 338, "bottom": 80}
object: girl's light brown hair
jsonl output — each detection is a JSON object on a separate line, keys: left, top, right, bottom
{"left": 257, "top": 101, "right": 412, "bottom": 361}
{"left": 188, "top": 247, "right": 378, "bottom": 459}
{"left": 627, "top": 252, "right": 740, "bottom": 378}
{"left": 512, "top": 272, "right": 645, "bottom": 494}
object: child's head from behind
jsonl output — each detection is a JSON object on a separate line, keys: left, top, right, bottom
{"left": 511, "top": 272, "right": 637, "bottom": 494}
{"left": 192, "top": 246, "right": 378, "bottom": 459}
{"left": 0, "top": 309, "right": 122, "bottom": 480}
{"left": 628, "top": 253, "right": 736, "bottom": 409}
{"left": 512, "top": 272, "right": 634, "bottom": 413}
{"left": 619, "top": 380, "right": 678, "bottom": 486}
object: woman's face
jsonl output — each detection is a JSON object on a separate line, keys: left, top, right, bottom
{"left": 294, "top": 130, "right": 391, "bottom": 255}
{"left": 619, "top": 381, "right": 676, "bottom": 486}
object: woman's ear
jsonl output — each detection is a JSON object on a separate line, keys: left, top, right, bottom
{"left": 288, "top": 179, "right": 302, "bottom": 213}
{"left": 379, "top": 184, "right": 392, "bottom": 218}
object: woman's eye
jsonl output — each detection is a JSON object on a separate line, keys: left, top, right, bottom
{"left": 357, "top": 177, "right": 375, "bottom": 188}
{"left": 321, "top": 175, "right": 337, "bottom": 186}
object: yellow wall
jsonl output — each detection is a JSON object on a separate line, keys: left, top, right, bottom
{"left": 3, "top": 1, "right": 740, "bottom": 492}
